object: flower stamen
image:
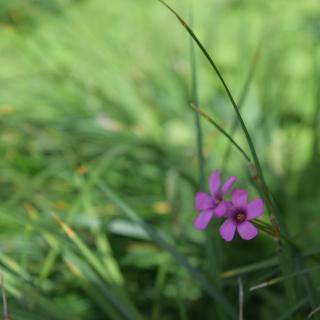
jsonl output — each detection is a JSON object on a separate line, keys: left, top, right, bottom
{"left": 235, "top": 212, "right": 246, "bottom": 223}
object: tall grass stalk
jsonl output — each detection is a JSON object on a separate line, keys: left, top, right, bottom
{"left": 189, "top": 8, "right": 226, "bottom": 319}
{"left": 158, "top": 0, "right": 318, "bottom": 312}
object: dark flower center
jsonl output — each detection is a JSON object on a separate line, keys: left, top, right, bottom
{"left": 213, "top": 192, "right": 222, "bottom": 206}
{"left": 235, "top": 211, "right": 246, "bottom": 223}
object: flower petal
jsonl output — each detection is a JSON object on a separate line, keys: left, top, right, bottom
{"left": 193, "top": 210, "right": 214, "bottom": 230}
{"left": 232, "top": 189, "right": 247, "bottom": 208}
{"left": 221, "top": 176, "right": 236, "bottom": 194}
{"left": 246, "top": 199, "right": 263, "bottom": 220}
{"left": 224, "top": 201, "right": 234, "bottom": 218}
{"left": 237, "top": 221, "right": 257, "bottom": 240}
{"left": 195, "top": 192, "right": 214, "bottom": 210}
{"left": 209, "top": 170, "right": 220, "bottom": 196}
{"left": 219, "top": 218, "right": 237, "bottom": 241}
{"left": 213, "top": 201, "right": 227, "bottom": 217}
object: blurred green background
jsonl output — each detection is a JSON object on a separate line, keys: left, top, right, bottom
{"left": 1, "top": 0, "right": 320, "bottom": 319}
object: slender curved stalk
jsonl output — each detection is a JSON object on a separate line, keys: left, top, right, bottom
{"left": 158, "top": 0, "right": 317, "bottom": 309}
{"left": 221, "top": 44, "right": 261, "bottom": 171}
{"left": 157, "top": 0, "right": 278, "bottom": 226}
{"left": 191, "top": 104, "right": 251, "bottom": 162}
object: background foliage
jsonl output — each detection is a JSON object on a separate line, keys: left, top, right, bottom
{"left": 0, "top": 0, "right": 320, "bottom": 319}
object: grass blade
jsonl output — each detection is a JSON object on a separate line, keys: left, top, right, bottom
{"left": 157, "top": 0, "right": 279, "bottom": 230}
{"left": 189, "top": 7, "right": 205, "bottom": 189}
{"left": 1, "top": 275, "right": 10, "bottom": 320}
{"left": 191, "top": 104, "right": 251, "bottom": 162}
{"left": 250, "top": 264, "right": 320, "bottom": 291}
{"left": 158, "top": 0, "right": 319, "bottom": 310}
{"left": 308, "top": 305, "right": 320, "bottom": 319}
{"left": 53, "top": 213, "right": 145, "bottom": 320}
{"left": 189, "top": 9, "right": 226, "bottom": 318}
{"left": 221, "top": 44, "right": 261, "bottom": 171}
{"left": 220, "top": 257, "right": 278, "bottom": 279}
{"left": 99, "top": 181, "right": 237, "bottom": 319}
{"left": 276, "top": 298, "right": 308, "bottom": 320}
{"left": 238, "top": 277, "right": 244, "bottom": 320}
{"left": 63, "top": 251, "right": 128, "bottom": 320}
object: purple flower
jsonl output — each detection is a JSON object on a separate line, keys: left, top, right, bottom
{"left": 194, "top": 170, "right": 236, "bottom": 230}
{"left": 219, "top": 189, "right": 263, "bottom": 241}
